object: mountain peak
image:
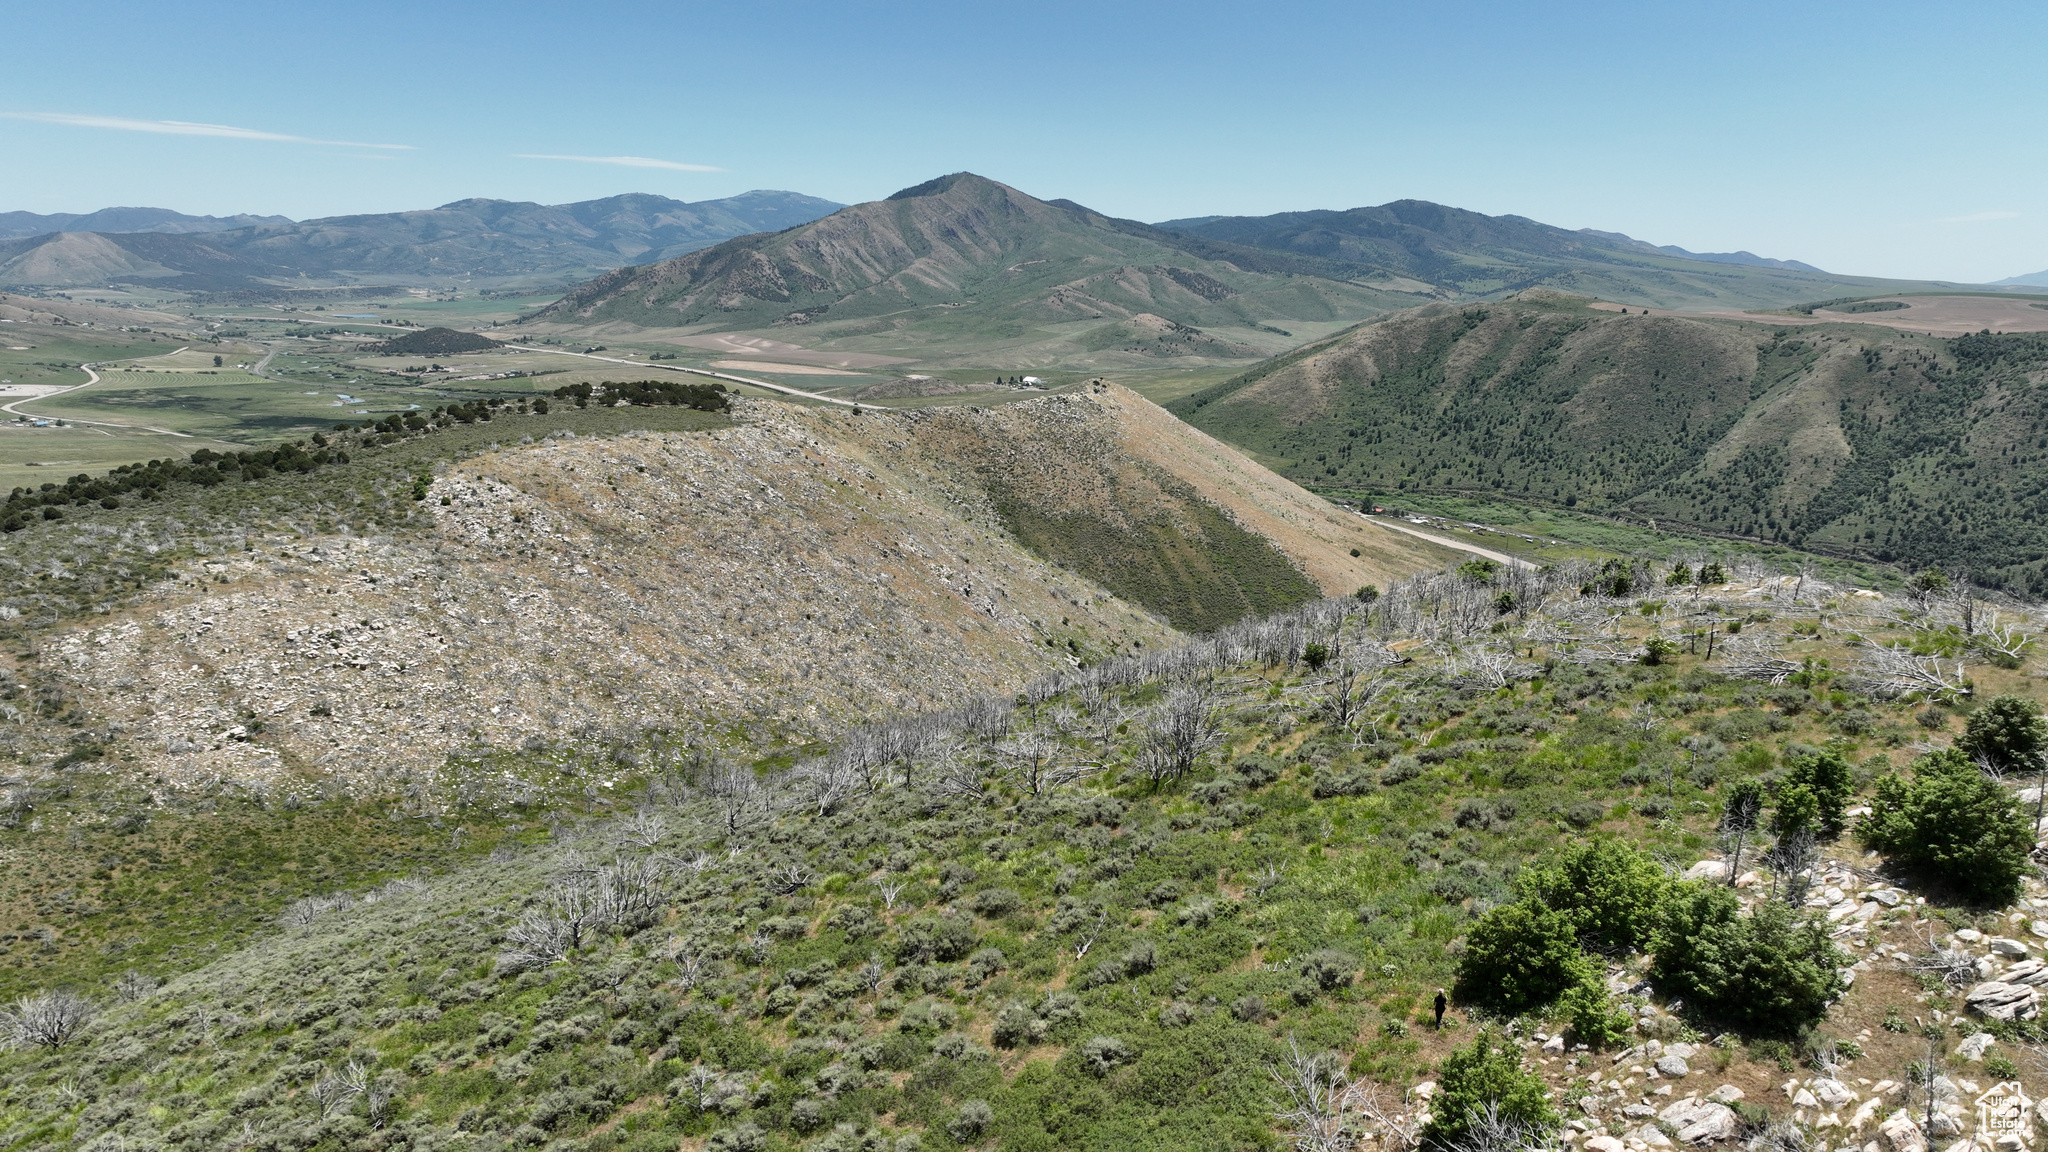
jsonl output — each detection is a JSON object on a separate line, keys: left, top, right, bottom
{"left": 884, "top": 172, "right": 1014, "bottom": 201}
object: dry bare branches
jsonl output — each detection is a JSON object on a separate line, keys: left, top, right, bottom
{"left": 1843, "top": 637, "right": 1973, "bottom": 699}
{"left": 0, "top": 990, "right": 94, "bottom": 1049}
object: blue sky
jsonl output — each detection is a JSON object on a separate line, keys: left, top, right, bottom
{"left": 2, "top": 0, "right": 2044, "bottom": 282}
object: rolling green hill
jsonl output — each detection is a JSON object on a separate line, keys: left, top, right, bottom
{"left": 1173, "top": 291, "right": 2048, "bottom": 594}
{"left": 1156, "top": 201, "right": 1977, "bottom": 311}
{"left": 522, "top": 174, "right": 1417, "bottom": 369}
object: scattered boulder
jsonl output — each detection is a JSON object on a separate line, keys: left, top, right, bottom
{"left": 1655, "top": 1055, "right": 1691, "bottom": 1078}
{"left": 1676, "top": 1103, "right": 1738, "bottom": 1144}
{"left": 1635, "top": 1125, "right": 1674, "bottom": 1148}
{"left": 1684, "top": 861, "right": 1731, "bottom": 882}
{"left": 1586, "top": 1136, "right": 1626, "bottom": 1152}
{"left": 1967, "top": 981, "right": 2041, "bottom": 1021}
{"left": 1957, "top": 929, "right": 1985, "bottom": 943}
{"left": 1709, "top": 1085, "right": 1744, "bottom": 1104}
{"left": 1881, "top": 1110, "right": 1926, "bottom": 1152}
{"left": 2004, "top": 959, "right": 2048, "bottom": 986}
{"left": 1957, "top": 1033, "right": 1997, "bottom": 1061}
{"left": 1991, "top": 937, "right": 2031, "bottom": 958}
{"left": 1543, "top": 1034, "right": 1566, "bottom": 1054}
{"left": 1812, "top": 1079, "right": 1856, "bottom": 1108}
{"left": 1850, "top": 1098, "right": 1882, "bottom": 1130}
{"left": 2030, "top": 920, "right": 2048, "bottom": 940}
{"left": 1868, "top": 889, "right": 1903, "bottom": 908}
{"left": 1794, "top": 1089, "right": 1821, "bottom": 1108}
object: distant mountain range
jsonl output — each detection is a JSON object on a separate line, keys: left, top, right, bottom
{"left": 1149, "top": 201, "right": 1928, "bottom": 307}
{"left": 522, "top": 174, "right": 1990, "bottom": 369}
{"left": 0, "top": 206, "right": 292, "bottom": 239}
{"left": 1995, "top": 268, "right": 2048, "bottom": 287}
{"left": 0, "top": 190, "right": 844, "bottom": 290}
{"left": 523, "top": 172, "right": 1413, "bottom": 367}
{"left": 0, "top": 183, "right": 2008, "bottom": 327}
{"left": 1571, "top": 229, "right": 1824, "bottom": 272}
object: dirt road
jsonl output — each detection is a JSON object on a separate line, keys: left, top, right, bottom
{"left": 503, "top": 345, "right": 862, "bottom": 408}
{"left": 1361, "top": 514, "right": 1535, "bottom": 570}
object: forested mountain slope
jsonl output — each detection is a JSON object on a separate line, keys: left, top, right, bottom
{"left": 1174, "top": 291, "right": 2048, "bottom": 594}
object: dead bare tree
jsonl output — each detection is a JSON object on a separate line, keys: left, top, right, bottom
{"left": 1714, "top": 636, "right": 1801, "bottom": 685}
{"left": 1354, "top": 1081, "right": 1421, "bottom": 1152}
{"left": 702, "top": 759, "right": 778, "bottom": 842}
{"left": 1138, "top": 683, "right": 1223, "bottom": 787}
{"left": 1843, "top": 637, "right": 1973, "bottom": 700}
{"left": 617, "top": 809, "right": 669, "bottom": 850}
{"left": 1268, "top": 1034, "right": 1356, "bottom": 1152}
{"left": 1904, "top": 936, "right": 1981, "bottom": 990}
{"left": 312, "top": 1060, "right": 370, "bottom": 1118}
{"left": 868, "top": 875, "right": 909, "bottom": 912}
{"left": 997, "top": 732, "right": 1059, "bottom": 795}
{"left": 767, "top": 862, "right": 815, "bottom": 895}
{"left": 957, "top": 696, "right": 1014, "bottom": 744}
{"left": 678, "top": 1063, "right": 724, "bottom": 1113}
{"left": 1318, "top": 661, "right": 1387, "bottom": 731}
{"left": 0, "top": 990, "right": 94, "bottom": 1048}
{"left": 1765, "top": 827, "right": 1817, "bottom": 906}
{"left": 926, "top": 746, "right": 997, "bottom": 805}
{"left": 1072, "top": 909, "right": 1106, "bottom": 960}
{"left": 1971, "top": 610, "right": 2038, "bottom": 667}
{"left": 496, "top": 856, "right": 663, "bottom": 972}
{"left": 1442, "top": 1099, "right": 1547, "bottom": 1152}
{"left": 792, "top": 756, "right": 863, "bottom": 817}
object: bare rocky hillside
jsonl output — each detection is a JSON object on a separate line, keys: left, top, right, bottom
{"left": 36, "top": 388, "right": 1443, "bottom": 793}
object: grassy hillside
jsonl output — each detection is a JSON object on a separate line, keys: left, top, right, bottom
{"left": 4, "top": 559, "right": 2043, "bottom": 1152}
{"left": 1157, "top": 203, "right": 1978, "bottom": 312}
{"left": 1173, "top": 293, "right": 2048, "bottom": 594}
{"left": 521, "top": 174, "right": 1414, "bottom": 371}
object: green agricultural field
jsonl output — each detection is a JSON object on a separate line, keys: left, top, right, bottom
{"left": 29, "top": 360, "right": 426, "bottom": 442}
{"left": 0, "top": 330, "right": 178, "bottom": 391}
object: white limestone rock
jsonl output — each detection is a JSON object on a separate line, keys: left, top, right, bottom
{"left": 1967, "top": 981, "right": 2041, "bottom": 1021}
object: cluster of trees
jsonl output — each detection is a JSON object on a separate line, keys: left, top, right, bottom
{"left": 1455, "top": 700, "right": 2046, "bottom": 1046}
{"left": 348, "top": 396, "right": 545, "bottom": 438}
{"left": 1, "top": 442, "right": 347, "bottom": 532}
{"left": 1862, "top": 695, "right": 2041, "bottom": 903}
{"left": 1457, "top": 835, "right": 1847, "bottom": 1039}
{"left": 550, "top": 380, "right": 731, "bottom": 412}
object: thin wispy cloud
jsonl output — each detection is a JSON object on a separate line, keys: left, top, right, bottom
{"left": 0, "top": 111, "right": 413, "bottom": 150}
{"left": 515, "top": 153, "right": 724, "bottom": 172}
{"left": 1937, "top": 210, "right": 2020, "bottom": 224}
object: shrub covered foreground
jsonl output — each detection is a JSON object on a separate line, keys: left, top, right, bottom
{"left": 0, "top": 560, "right": 2039, "bottom": 1152}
